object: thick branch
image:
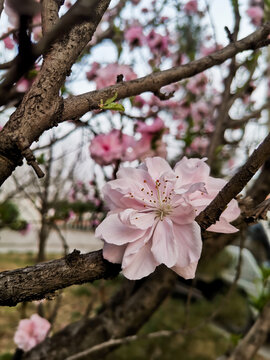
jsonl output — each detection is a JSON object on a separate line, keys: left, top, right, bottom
{"left": 0, "top": 0, "right": 111, "bottom": 186}
{"left": 62, "top": 23, "right": 270, "bottom": 121}
{"left": 23, "top": 266, "right": 177, "bottom": 360}
{"left": 0, "top": 249, "right": 120, "bottom": 306}
{"left": 227, "top": 301, "right": 270, "bottom": 360}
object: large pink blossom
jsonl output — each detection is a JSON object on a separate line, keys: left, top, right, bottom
{"left": 14, "top": 314, "right": 51, "bottom": 352}
{"left": 95, "top": 64, "right": 137, "bottom": 89}
{"left": 89, "top": 130, "right": 135, "bottom": 165}
{"left": 246, "top": 6, "right": 264, "bottom": 26}
{"left": 96, "top": 157, "right": 240, "bottom": 280}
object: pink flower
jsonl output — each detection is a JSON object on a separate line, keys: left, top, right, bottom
{"left": 146, "top": 30, "right": 170, "bottom": 56}
{"left": 183, "top": 0, "right": 198, "bottom": 14}
{"left": 14, "top": 314, "right": 51, "bottom": 352}
{"left": 246, "top": 6, "right": 264, "bottom": 26}
{"left": 128, "top": 134, "right": 167, "bottom": 161}
{"left": 95, "top": 64, "right": 137, "bottom": 89}
{"left": 189, "top": 137, "right": 209, "bottom": 155}
{"left": 186, "top": 73, "right": 208, "bottom": 95}
{"left": 89, "top": 129, "right": 136, "bottom": 165}
{"left": 125, "top": 26, "right": 145, "bottom": 48}
{"left": 3, "top": 36, "right": 15, "bottom": 49}
{"left": 136, "top": 117, "right": 166, "bottom": 134}
{"left": 16, "top": 78, "right": 32, "bottom": 93}
{"left": 190, "top": 101, "right": 209, "bottom": 124}
{"left": 95, "top": 157, "right": 240, "bottom": 280}
{"left": 86, "top": 62, "right": 100, "bottom": 81}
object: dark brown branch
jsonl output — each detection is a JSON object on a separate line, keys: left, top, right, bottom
{"left": 61, "top": 23, "right": 270, "bottom": 122}
{"left": 0, "top": 249, "right": 120, "bottom": 307}
{"left": 0, "top": 0, "right": 111, "bottom": 186}
{"left": 196, "top": 131, "right": 270, "bottom": 230}
{"left": 23, "top": 266, "right": 177, "bottom": 360}
{"left": 227, "top": 300, "right": 270, "bottom": 360}
{"left": 0, "top": 0, "right": 107, "bottom": 105}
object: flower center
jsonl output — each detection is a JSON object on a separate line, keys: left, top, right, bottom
{"left": 155, "top": 203, "right": 172, "bottom": 220}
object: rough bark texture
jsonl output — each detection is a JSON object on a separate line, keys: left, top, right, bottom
{"left": 0, "top": 0, "right": 111, "bottom": 186}
{"left": 23, "top": 266, "right": 177, "bottom": 360}
{"left": 247, "top": 157, "right": 270, "bottom": 206}
{"left": 227, "top": 301, "right": 270, "bottom": 360}
{"left": 0, "top": 250, "right": 120, "bottom": 306}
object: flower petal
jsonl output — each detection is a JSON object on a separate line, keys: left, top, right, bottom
{"left": 103, "top": 242, "right": 126, "bottom": 263}
{"left": 207, "top": 217, "right": 239, "bottom": 233}
{"left": 151, "top": 218, "right": 177, "bottom": 267}
{"left": 95, "top": 213, "right": 145, "bottom": 245}
{"left": 145, "top": 157, "right": 173, "bottom": 180}
{"left": 122, "top": 241, "right": 158, "bottom": 280}
{"left": 172, "top": 222, "right": 202, "bottom": 267}
{"left": 171, "top": 261, "right": 198, "bottom": 279}
{"left": 174, "top": 157, "right": 209, "bottom": 185}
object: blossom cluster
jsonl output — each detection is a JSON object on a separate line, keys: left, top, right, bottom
{"left": 96, "top": 157, "right": 240, "bottom": 280}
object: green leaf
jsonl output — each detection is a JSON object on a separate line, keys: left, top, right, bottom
{"left": 102, "top": 102, "right": 125, "bottom": 112}
{"left": 104, "top": 92, "right": 118, "bottom": 106}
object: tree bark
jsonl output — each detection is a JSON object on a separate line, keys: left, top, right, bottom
{"left": 23, "top": 266, "right": 177, "bottom": 360}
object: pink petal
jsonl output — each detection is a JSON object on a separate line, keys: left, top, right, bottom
{"left": 151, "top": 218, "right": 177, "bottom": 267}
{"left": 95, "top": 213, "right": 145, "bottom": 245}
{"left": 171, "top": 261, "right": 198, "bottom": 279}
{"left": 207, "top": 217, "right": 239, "bottom": 233}
{"left": 122, "top": 241, "right": 158, "bottom": 280}
{"left": 103, "top": 242, "right": 126, "bottom": 263}
{"left": 120, "top": 209, "right": 156, "bottom": 230}
{"left": 170, "top": 201, "right": 196, "bottom": 225}
{"left": 221, "top": 198, "right": 241, "bottom": 222}
{"left": 174, "top": 157, "right": 209, "bottom": 185}
{"left": 145, "top": 157, "right": 173, "bottom": 181}
{"left": 172, "top": 222, "right": 202, "bottom": 267}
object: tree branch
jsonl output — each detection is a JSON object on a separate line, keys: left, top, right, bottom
{"left": 195, "top": 130, "right": 270, "bottom": 230}
{"left": 0, "top": 0, "right": 111, "bottom": 186}
{"left": 226, "top": 301, "right": 270, "bottom": 360}
{"left": 61, "top": 23, "right": 270, "bottom": 122}
{"left": 0, "top": 249, "right": 120, "bottom": 307}
{"left": 23, "top": 266, "right": 177, "bottom": 360}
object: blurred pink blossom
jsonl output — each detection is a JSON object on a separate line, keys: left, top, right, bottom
{"left": 136, "top": 117, "right": 166, "bottom": 134}
{"left": 125, "top": 26, "right": 145, "bottom": 48}
{"left": 3, "top": 35, "right": 15, "bottom": 49}
{"left": 190, "top": 101, "right": 209, "bottom": 124}
{"left": 95, "top": 64, "right": 137, "bottom": 89}
{"left": 189, "top": 137, "right": 209, "bottom": 155}
{"left": 186, "top": 73, "right": 208, "bottom": 95}
{"left": 246, "top": 6, "right": 264, "bottom": 26}
{"left": 86, "top": 62, "right": 100, "bottom": 81}
{"left": 146, "top": 30, "right": 170, "bottom": 56}
{"left": 183, "top": 0, "right": 198, "bottom": 14}
{"left": 96, "top": 157, "right": 240, "bottom": 280}
{"left": 89, "top": 129, "right": 136, "bottom": 165}
{"left": 14, "top": 314, "right": 51, "bottom": 352}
